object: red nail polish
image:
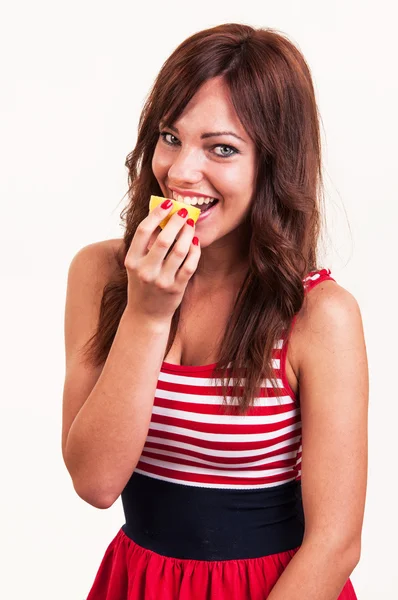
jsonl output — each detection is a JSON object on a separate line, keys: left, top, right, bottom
{"left": 177, "top": 208, "right": 188, "bottom": 218}
{"left": 192, "top": 236, "right": 199, "bottom": 246}
{"left": 186, "top": 218, "right": 194, "bottom": 227}
{"left": 161, "top": 199, "right": 173, "bottom": 209}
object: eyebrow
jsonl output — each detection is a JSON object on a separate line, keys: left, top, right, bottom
{"left": 160, "top": 123, "right": 247, "bottom": 144}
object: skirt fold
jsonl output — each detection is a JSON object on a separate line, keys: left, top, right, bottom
{"left": 86, "top": 528, "right": 357, "bottom": 600}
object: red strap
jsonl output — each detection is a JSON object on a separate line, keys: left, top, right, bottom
{"left": 279, "top": 268, "right": 336, "bottom": 403}
{"left": 303, "top": 268, "right": 336, "bottom": 293}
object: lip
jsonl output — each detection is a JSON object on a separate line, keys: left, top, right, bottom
{"left": 169, "top": 187, "right": 218, "bottom": 200}
{"left": 196, "top": 199, "right": 219, "bottom": 222}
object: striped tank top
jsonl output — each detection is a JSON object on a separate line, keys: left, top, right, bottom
{"left": 121, "top": 268, "right": 336, "bottom": 560}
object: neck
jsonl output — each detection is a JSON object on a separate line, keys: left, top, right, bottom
{"left": 194, "top": 224, "right": 251, "bottom": 287}
{"left": 193, "top": 261, "right": 249, "bottom": 290}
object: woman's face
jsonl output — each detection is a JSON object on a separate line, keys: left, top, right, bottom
{"left": 152, "top": 76, "right": 257, "bottom": 248}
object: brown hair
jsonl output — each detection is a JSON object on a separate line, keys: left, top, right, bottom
{"left": 82, "top": 23, "right": 326, "bottom": 415}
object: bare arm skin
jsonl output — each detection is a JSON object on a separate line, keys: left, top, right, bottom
{"left": 62, "top": 201, "right": 200, "bottom": 509}
{"left": 267, "top": 281, "right": 368, "bottom": 599}
{"left": 62, "top": 241, "right": 172, "bottom": 509}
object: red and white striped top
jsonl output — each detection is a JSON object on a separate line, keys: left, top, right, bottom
{"left": 134, "top": 269, "right": 335, "bottom": 490}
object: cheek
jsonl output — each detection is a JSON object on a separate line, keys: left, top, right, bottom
{"left": 152, "top": 145, "right": 168, "bottom": 179}
{"left": 234, "top": 159, "right": 256, "bottom": 197}
{"left": 217, "top": 164, "right": 254, "bottom": 198}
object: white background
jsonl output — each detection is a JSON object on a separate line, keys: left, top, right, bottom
{"left": 1, "top": 0, "right": 396, "bottom": 598}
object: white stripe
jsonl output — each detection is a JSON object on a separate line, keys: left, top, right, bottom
{"left": 148, "top": 420, "right": 302, "bottom": 443}
{"left": 158, "top": 372, "right": 284, "bottom": 388}
{"left": 152, "top": 405, "right": 299, "bottom": 426}
{"left": 304, "top": 272, "right": 321, "bottom": 283}
{"left": 134, "top": 468, "right": 297, "bottom": 489}
{"left": 154, "top": 388, "right": 296, "bottom": 406}
{"left": 145, "top": 434, "right": 302, "bottom": 458}
{"left": 142, "top": 447, "right": 299, "bottom": 469}
{"left": 138, "top": 455, "right": 294, "bottom": 478}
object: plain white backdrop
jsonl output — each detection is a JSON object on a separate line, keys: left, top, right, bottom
{"left": 1, "top": 0, "right": 396, "bottom": 598}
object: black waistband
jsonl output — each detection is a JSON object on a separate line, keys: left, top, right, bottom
{"left": 121, "top": 472, "right": 304, "bottom": 561}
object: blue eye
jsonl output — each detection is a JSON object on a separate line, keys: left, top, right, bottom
{"left": 159, "top": 132, "right": 239, "bottom": 159}
{"left": 214, "top": 145, "right": 237, "bottom": 158}
{"left": 160, "top": 132, "right": 179, "bottom": 146}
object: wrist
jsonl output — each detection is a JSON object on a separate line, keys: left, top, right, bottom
{"left": 122, "top": 306, "right": 172, "bottom": 334}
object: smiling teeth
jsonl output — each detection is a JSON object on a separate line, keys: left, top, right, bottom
{"left": 172, "top": 192, "right": 216, "bottom": 206}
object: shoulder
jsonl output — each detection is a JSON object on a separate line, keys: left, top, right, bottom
{"left": 65, "top": 238, "right": 124, "bottom": 323}
{"left": 291, "top": 278, "right": 366, "bottom": 380}
{"left": 64, "top": 238, "right": 124, "bottom": 367}
{"left": 68, "top": 238, "right": 124, "bottom": 282}
{"left": 300, "top": 278, "right": 362, "bottom": 334}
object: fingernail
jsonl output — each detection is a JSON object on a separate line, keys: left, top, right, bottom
{"left": 177, "top": 208, "right": 188, "bottom": 218}
{"left": 186, "top": 218, "right": 194, "bottom": 227}
{"left": 161, "top": 199, "right": 173, "bottom": 209}
{"left": 192, "top": 236, "right": 199, "bottom": 246}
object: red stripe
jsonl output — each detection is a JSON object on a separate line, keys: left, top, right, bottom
{"left": 144, "top": 440, "right": 301, "bottom": 464}
{"left": 156, "top": 380, "right": 291, "bottom": 399}
{"left": 150, "top": 412, "right": 301, "bottom": 435}
{"left": 140, "top": 450, "right": 298, "bottom": 472}
{"left": 135, "top": 461, "right": 297, "bottom": 486}
{"left": 153, "top": 397, "right": 296, "bottom": 416}
{"left": 147, "top": 427, "right": 301, "bottom": 452}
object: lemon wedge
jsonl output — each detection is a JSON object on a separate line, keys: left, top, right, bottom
{"left": 149, "top": 195, "right": 201, "bottom": 229}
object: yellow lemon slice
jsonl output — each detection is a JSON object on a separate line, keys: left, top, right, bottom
{"left": 149, "top": 195, "right": 201, "bottom": 229}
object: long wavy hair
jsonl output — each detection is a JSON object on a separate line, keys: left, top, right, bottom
{"left": 82, "top": 23, "right": 326, "bottom": 415}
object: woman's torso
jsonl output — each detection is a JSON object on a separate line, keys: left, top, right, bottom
{"left": 102, "top": 238, "right": 335, "bottom": 560}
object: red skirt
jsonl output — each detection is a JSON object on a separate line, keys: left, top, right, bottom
{"left": 86, "top": 528, "right": 357, "bottom": 599}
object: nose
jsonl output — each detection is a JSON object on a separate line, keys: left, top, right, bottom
{"left": 167, "top": 147, "right": 203, "bottom": 188}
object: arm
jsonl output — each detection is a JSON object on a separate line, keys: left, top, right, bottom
{"left": 267, "top": 281, "right": 368, "bottom": 600}
{"left": 62, "top": 242, "right": 172, "bottom": 509}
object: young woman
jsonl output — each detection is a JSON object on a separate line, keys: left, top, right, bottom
{"left": 62, "top": 23, "right": 368, "bottom": 600}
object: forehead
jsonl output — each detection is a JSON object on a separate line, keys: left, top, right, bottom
{"left": 172, "top": 77, "right": 246, "bottom": 135}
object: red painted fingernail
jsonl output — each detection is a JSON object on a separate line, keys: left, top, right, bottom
{"left": 186, "top": 218, "right": 194, "bottom": 227}
{"left": 161, "top": 199, "right": 173, "bottom": 209}
{"left": 177, "top": 207, "right": 188, "bottom": 218}
{"left": 192, "top": 236, "right": 199, "bottom": 246}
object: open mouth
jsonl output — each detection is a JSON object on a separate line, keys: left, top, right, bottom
{"left": 170, "top": 190, "right": 219, "bottom": 214}
{"left": 199, "top": 199, "right": 219, "bottom": 212}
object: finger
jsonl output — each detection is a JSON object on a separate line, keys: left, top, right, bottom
{"left": 174, "top": 236, "right": 201, "bottom": 286}
{"left": 145, "top": 209, "right": 190, "bottom": 266}
{"left": 146, "top": 227, "right": 161, "bottom": 252}
{"left": 161, "top": 219, "right": 195, "bottom": 276}
{"left": 128, "top": 201, "right": 174, "bottom": 261}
